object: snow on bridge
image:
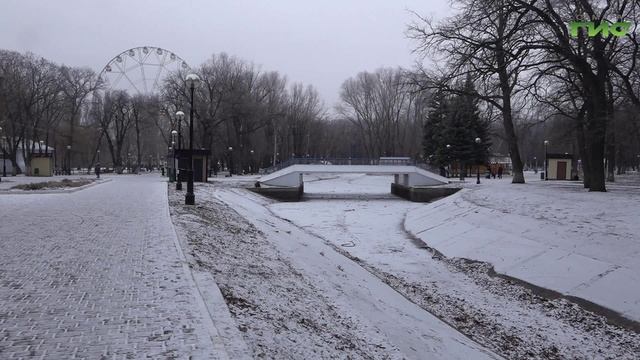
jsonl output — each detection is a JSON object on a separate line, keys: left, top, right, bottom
{"left": 258, "top": 164, "right": 450, "bottom": 187}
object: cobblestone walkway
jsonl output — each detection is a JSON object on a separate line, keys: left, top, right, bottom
{"left": 0, "top": 175, "right": 224, "bottom": 359}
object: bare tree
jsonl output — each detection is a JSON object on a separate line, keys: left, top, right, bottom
{"left": 338, "top": 67, "right": 419, "bottom": 159}
{"left": 408, "top": 0, "right": 537, "bottom": 183}
{"left": 94, "top": 91, "right": 134, "bottom": 173}
{"left": 510, "top": 0, "right": 640, "bottom": 191}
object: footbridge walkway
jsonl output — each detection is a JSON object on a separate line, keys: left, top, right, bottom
{"left": 254, "top": 158, "right": 456, "bottom": 202}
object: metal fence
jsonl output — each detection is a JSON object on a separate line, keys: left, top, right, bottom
{"left": 260, "top": 157, "right": 442, "bottom": 175}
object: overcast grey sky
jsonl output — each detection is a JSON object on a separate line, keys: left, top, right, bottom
{"left": 0, "top": 0, "right": 452, "bottom": 109}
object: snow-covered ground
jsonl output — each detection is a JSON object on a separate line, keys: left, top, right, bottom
{"left": 405, "top": 172, "right": 640, "bottom": 323}
{"left": 170, "top": 172, "right": 639, "bottom": 359}
{"left": 170, "top": 179, "right": 500, "bottom": 359}
{"left": 273, "top": 173, "right": 639, "bottom": 358}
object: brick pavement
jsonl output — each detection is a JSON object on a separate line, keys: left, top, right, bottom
{"left": 0, "top": 175, "right": 226, "bottom": 359}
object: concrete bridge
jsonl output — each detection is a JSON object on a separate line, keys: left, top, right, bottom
{"left": 253, "top": 164, "right": 457, "bottom": 202}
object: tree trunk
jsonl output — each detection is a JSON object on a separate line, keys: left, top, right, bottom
{"left": 586, "top": 100, "right": 607, "bottom": 192}
{"left": 588, "top": 135, "right": 606, "bottom": 192}
{"left": 496, "top": 47, "right": 524, "bottom": 183}
{"left": 576, "top": 117, "right": 591, "bottom": 188}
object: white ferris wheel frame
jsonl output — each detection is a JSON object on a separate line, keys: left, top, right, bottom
{"left": 98, "top": 46, "right": 191, "bottom": 95}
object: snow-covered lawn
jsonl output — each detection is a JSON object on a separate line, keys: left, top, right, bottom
{"left": 267, "top": 173, "right": 640, "bottom": 358}
{"left": 170, "top": 179, "right": 500, "bottom": 359}
{"left": 169, "top": 172, "right": 639, "bottom": 359}
{"left": 405, "top": 172, "right": 640, "bottom": 323}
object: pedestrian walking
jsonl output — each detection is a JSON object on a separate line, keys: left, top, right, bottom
{"left": 497, "top": 166, "right": 503, "bottom": 179}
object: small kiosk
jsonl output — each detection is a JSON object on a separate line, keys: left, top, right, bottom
{"left": 172, "top": 149, "right": 210, "bottom": 182}
{"left": 31, "top": 149, "right": 55, "bottom": 177}
{"left": 546, "top": 153, "right": 573, "bottom": 180}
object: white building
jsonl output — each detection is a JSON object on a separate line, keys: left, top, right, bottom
{"left": 0, "top": 140, "right": 55, "bottom": 175}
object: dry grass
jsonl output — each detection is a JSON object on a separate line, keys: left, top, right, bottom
{"left": 12, "top": 178, "right": 94, "bottom": 190}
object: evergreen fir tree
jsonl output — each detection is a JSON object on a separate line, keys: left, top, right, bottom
{"left": 422, "top": 90, "right": 448, "bottom": 168}
{"left": 422, "top": 76, "right": 491, "bottom": 178}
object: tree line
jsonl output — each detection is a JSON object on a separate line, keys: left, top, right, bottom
{"left": 0, "top": 50, "right": 426, "bottom": 176}
{"left": 0, "top": 50, "right": 100, "bottom": 175}
{"left": 408, "top": 0, "right": 640, "bottom": 191}
{"left": 3, "top": 1, "right": 640, "bottom": 187}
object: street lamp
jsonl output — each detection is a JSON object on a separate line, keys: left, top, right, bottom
{"left": 175, "top": 111, "right": 184, "bottom": 190}
{"left": 168, "top": 145, "right": 173, "bottom": 177}
{"left": 544, "top": 140, "right": 549, "bottom": 180}
{"left": 250, "top": 149, "right": 254, "bottom": 174}
{"left": 475, "top": 137, "right": 481, "bottom": 184}
{"left": 96, "top": 149, "right": 101, "bottom": 179}
{"left": 445, "top": 144, "right": 451, "bottom": 178}
{"left": 185, "top": 73, "right": 201, "bottom": 205}
{"left": 533, "top": 156, "right": 537, "bottom": 173}
{"left": 0, "top": 126, "right": 4, "bottom": 179}
{"left": 228, "top": 146, "right": 233, "bottom": 177}
{"left": 66, "top": 145, "right": 71, "bottom": 175}
{"left": 171, "top": 130, "right": 178, "bottom": 183}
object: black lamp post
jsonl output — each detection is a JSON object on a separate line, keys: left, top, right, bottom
{"left": 445, "top": 144, "right": 451, "bottom": 178}
{"left": 171, "top": 130, "right": 178, "bottom": 182}
{"left": 228, "top": 146, "right": 233, "bottom": 177}
{"left": 0, "top": 126, "right": 5, "bottom": 179}
{"left": 66, "top": 145, "right": 71, "bottom": 175}
{"left": 185, "top": 74, "right": 200, "bottom": 205}
{"left": 96, "top": 149, "right": 100, "bottom": 179}
{"left": 544, "top": 140, "right": 549, "bottom": 180}
{"left": 250, "top": 149, "right": 254, "bottom": 174}
{"left": 175, "top": 111, "right": 184, "bottom": 190}
{"left": 475, "top": 137, "right": 481, "bottom": 184}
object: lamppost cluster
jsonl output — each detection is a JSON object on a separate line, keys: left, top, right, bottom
{"left": 441, "top": 137, "right": 483, "bottom": 183}
{"left": 184, "top": 74, "right": 201, "bottom": 205}
{"left": 170, "top": 74, "right": 201, "bottom": 205}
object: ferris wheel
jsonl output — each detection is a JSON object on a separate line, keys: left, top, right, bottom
{"left": 98, "top": 46, "right": 190, "bottom": 95}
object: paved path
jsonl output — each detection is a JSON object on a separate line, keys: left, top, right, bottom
{"left": 0, "top": 175, "right": 226, "bottom": 359}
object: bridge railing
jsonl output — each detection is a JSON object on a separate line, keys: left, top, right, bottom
{"left": 260, "top": 157, "right": 442, "bottom": 175}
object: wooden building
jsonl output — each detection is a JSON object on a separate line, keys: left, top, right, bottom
{"left": 546, "top": 153, "right": 573, "bottom": 180}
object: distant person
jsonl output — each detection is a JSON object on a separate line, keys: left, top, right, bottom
{"left": 498, "top": 166, "right": 503, "bottom": 179}
{"left": 492, "top": 170, "right": 496, "bottom": 179}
